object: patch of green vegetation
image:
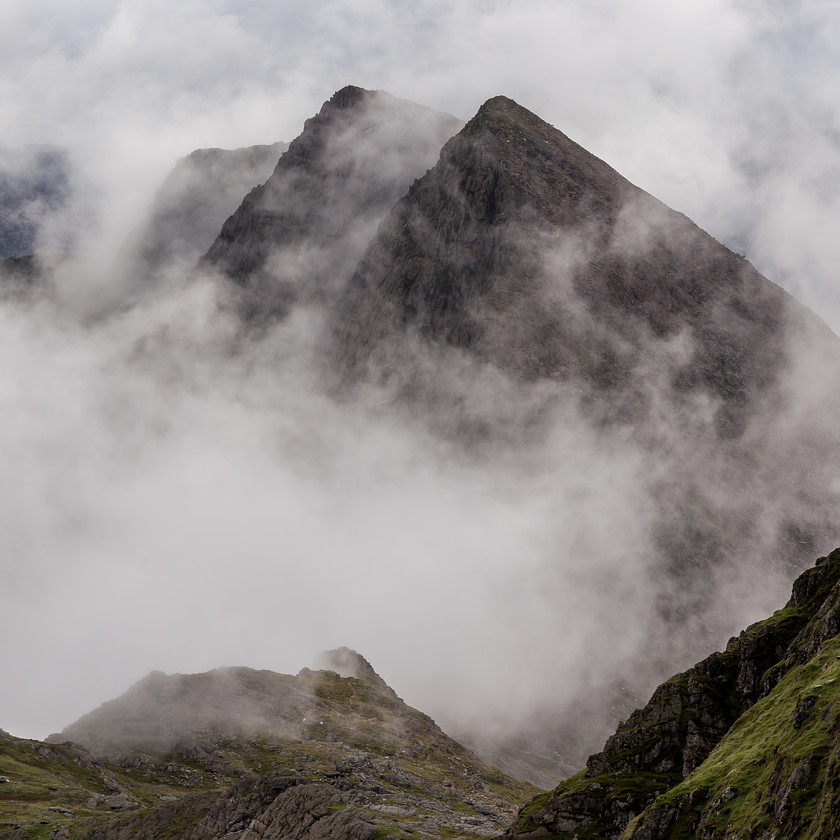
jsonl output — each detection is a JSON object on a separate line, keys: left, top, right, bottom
{"left": 627, "top": 634, "right": 840, "bottom": 838}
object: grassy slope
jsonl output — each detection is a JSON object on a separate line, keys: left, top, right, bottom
{"left": 624, "top": 636, "right": 840, "bottom": 838}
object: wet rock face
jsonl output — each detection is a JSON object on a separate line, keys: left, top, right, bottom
{"left": 201, "top": 85, "right": 462, "bottom": 324}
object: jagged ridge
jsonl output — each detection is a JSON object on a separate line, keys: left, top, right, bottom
{"left": 201, "top": 85, "right": 462, "bottom": 323}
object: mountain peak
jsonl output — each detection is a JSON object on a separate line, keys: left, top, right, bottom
{"left": 201, "top": 87, "right": 462, "bottom": 322}
{"left": 469, "top": 94, "right": 542, "bottom": 128}
{"left": 312, "top": 647, "right": 393, "bottom": 693}
{"left": 324, "top": 84, "right": 372, "bottom": 111}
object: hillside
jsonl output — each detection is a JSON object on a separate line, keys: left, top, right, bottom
{"left": 505, "top": 548, "right": 840, "bottom": 839}
{"left": 0, "top": 650, "right": 536, "bottom": 840}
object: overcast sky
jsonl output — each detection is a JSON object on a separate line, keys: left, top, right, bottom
{"left": 2, "top": 0, "right": 840, "bottom": 744}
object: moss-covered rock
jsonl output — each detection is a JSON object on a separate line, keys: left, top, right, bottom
{"left": 505, "top": 549, "right": 840, "bottom": 840}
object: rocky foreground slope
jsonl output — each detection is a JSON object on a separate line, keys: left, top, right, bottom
{"left": 505, "top": 548, "right": 840, "bottom": 839}
{"left": 0, "top": 650, "right": 535, "bottom": 840}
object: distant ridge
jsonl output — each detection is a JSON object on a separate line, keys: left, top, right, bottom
{"left": 130, "top": 140, "right": 287, "bottom": 283}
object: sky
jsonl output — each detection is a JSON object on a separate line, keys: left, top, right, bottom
{"left": 2, "top": 0, "right": 840, "bottom": 750}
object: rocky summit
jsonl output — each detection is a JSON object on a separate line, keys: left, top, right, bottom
{"left": 338, "top": 93, "right": 801, "bottom": 408}
{"left": 0, "top": 650, "right": 536, "bottom": 840}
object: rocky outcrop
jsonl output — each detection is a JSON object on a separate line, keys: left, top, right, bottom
{"left": 77, "top": 775, "right": 378, "bottom": 840}
{"left": 201, "top": 85, "right": 462, "bottom": 324}
{"left": 505, "top": 549, "right": 840, "bottom": 839}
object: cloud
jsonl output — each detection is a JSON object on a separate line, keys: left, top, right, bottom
{"left": 0, "top": 273, "right": 661, "bottom": 748}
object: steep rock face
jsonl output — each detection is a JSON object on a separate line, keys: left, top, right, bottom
{"left": 505, "top": 549, "right": 840, "bottom": 839}
{"left": 130, "top": 141, "right": 287, "bottom": 283}
{"left": 331, "top": 91, "right": 840, "bottom": 708}
{"left": 201, "top": 85, "right": 462, "bottom": 323}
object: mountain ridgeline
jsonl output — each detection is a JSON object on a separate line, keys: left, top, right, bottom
{"left": 201, "top": 86, "right": 462, "bottom": 323}
{"left": 197, "top": 87, "right": 840, "bottom": 609}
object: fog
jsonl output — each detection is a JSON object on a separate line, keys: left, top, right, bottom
{"left": 2, "top": 0, "right": 840, "bottom": 780}
{"left": 0, "top": 273, "right": 660, "bottom": 749}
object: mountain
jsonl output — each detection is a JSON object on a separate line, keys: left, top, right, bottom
{"left": 505, "top": 547, "right": 840, "bottom": 839}
{"left": 5, "top": 86, "right": 840, "bottom": 801}
{"left": 334, "top": 92, "right": 839, "bottom": 458}
{"left": 181, "top": 88, "right": 840, "bottom": 786}
{"left": 0, "top": 146, "right": 70, "bottom": 259}
{"left": 129, "top": 141, "right": 287, "bottom": 284}
{"left": 200, "top": 86, "right": 462, "bottom": 323}
{"left": 337, "top": 95, "right": 814, "bottom": 415}
{"left": 0, "top": 650, "right": 536, "bottom": 840}
{"left": 327, "top": 90, "right": 840, "bottom": 693}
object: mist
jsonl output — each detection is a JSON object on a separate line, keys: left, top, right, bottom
{"left": 3, "top": 0, "right": 840, "bottom": 784}
{"left": 0, "top": 265, "right": 661, "bottom": 746}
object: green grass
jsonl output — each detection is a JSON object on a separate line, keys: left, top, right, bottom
{"left": 626, "top": 634, "right": 840, "bottom": 838}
